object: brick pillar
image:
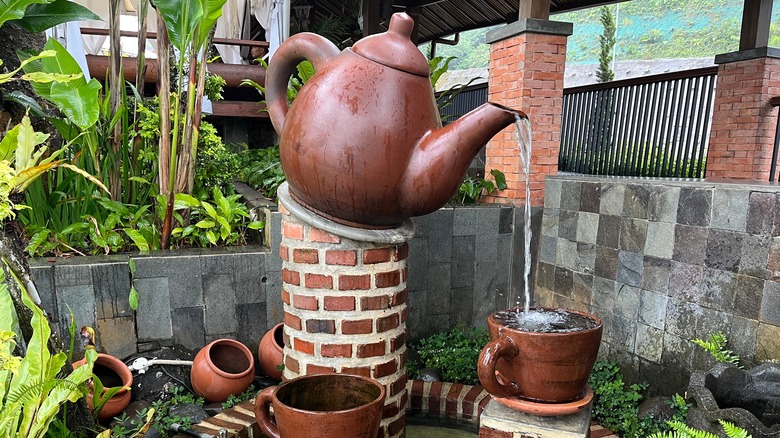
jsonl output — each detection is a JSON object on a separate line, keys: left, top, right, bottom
{"left": 277, "top": 184, "right": 413, "bottom": 438}
{"left": 483, "top": 19, "right": 572, "bottom": 207}
{"left": 706, "top": 49, "right": 780, "bottom": 180}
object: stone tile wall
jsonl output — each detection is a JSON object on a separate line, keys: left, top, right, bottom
{"left": 535, "top": 175, "right": 780, "bottom": 394}
{"left": 31, "top": 204, "right": 522, "bottom": 358}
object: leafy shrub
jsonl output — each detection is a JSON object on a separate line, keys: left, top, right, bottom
{"left": 194, "top": 121, "right": 241, "bottom": 196}
{"left": 692, "top": 331, "right": 741, "bottom": 367}
{"left": 171, "top": 187, "right": 264, "bottom": 247}
{"left": 238, "top": 146, "right": 286, "bottom": 200}
{"left": 589, "top": 361, "right": 691, "bottom": 438}
{"left": 452, "top": 169, "right": 506, "bottom": 205}
{"left": 110, "top": 385, "right": 204, "bottom": 437}
{"left": 649, "top": 420, "right": 751, "bottom": 438}
{"left": 408, "top": 325, "right": 490, "bottom": 385}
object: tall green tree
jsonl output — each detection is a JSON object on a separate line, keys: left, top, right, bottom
{"left": 597, "top": 5, "right": 615, "bottom": 82}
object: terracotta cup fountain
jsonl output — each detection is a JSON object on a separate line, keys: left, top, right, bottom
{"left": 254, "top": 374, "right": 386, "bottom": 438}
{"left": 478, "top": 307, "right": 603, "bottom": 416}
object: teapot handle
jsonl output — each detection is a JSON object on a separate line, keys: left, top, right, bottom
{"left": 265, "top": 33, "right": 340, "bottom": 135}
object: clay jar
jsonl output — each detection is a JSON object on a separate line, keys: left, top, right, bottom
{"left": 478, "top": 308, "right": 603, "bottom": 404}
{"left": 254, "top": 374, "right": 385, "bottom": 438}
{"left": 73, "top": 353, "right": 133, "bottom": 422}
{"left": 258, "top": 323, "right": 284, "bottom": 381}
{"left": 191, "top": 339, "right": 255, "bottom": 403}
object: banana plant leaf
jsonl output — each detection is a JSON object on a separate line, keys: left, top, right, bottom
{"left": 10, "top": 0, "right": 99, "bottom": 33}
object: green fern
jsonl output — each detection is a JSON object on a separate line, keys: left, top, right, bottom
{"left": 649, "top": 420, "right": 751, "bottom": 438}
{"left": 692, "top": 331, "right": 741, "bottom": 367}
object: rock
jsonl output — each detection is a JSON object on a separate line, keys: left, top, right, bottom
{"left": 712, "top": 365, "right": 780, "bottom": 428}
{"left": 168, "top": 403, "right": 209, "bottom": 425}
{"left": 204, "top": 402, "right": 225, "bottom": 416}
{"left": 418, "top": 368, "right": 441, "bottom": 382}
{"left": 637, "top": 395, "right": 676, "bottom": 423}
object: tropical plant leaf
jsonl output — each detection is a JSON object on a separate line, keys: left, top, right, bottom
{"left": 124, "top": 229, "right": 149, "bottom": 252}
{"left": 59, "top": 163, "right": 109, "bottom": 193}
{"left": 0, "top": 0, "right": 49, "bottom": 30}
{"left": 154, "top": 0, "right": 204, "bottom": 53}
{"left": 195, "top": 220, "right": 215, "bottom": 228}
{"left": 2, "top": 91, "right": 47, "bottom": 118}
{"left": 195, "top": 0, "right": 227, "bottom": 49}
{"left": 20, "top": 39, "right": 87, "bottom": 100}
{"left": 21, "top": 71, "right": 82, "bottom": 84}
{"left": 11, "top": 0, "right": 99, "bottom": 33}
{"left": 174, "top": 193, "right": 200, "bottom": 208}
{"left": 491, "top": 169, "right": 507, "bottom": 190}
{"left": 14, "top": 161, "right": 59, "bottom": 192}
{"left": 50, "top": 79, "right": 101, "bottom": 130}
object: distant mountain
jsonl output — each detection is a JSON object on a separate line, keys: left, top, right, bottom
{"left": 427, "top": 0, "right": 780, "bottom": 70}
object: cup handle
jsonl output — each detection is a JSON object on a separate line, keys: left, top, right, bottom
{"left": 254, "top": 387, "right": 280, "bottom": 438}
{"left": 478, "top": 336, "right": 521, "bottom": 398}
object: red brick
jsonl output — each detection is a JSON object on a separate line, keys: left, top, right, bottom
{"left": 292, "top": 248, "right": 319, "bottom": 264}
{"left": 478, "top": 427, "right": 513, "bottom": 438}
{"left": 357, "top": 341, "right": 386, "bottom": 357}
{"left": 342, "top": 366, "right": 371, "bottom": 377}
{"left": 294, "top": 338, "right": 314, "bottom": 354}
{"left": 307, "top": 364, "right": 335, "bottom": 374}
{"left": 339, "top": 274, "right": 370, "bottom": 290}
{"left": 376, "top": 270, "right": 401, "bottom": 288}
{"left": 374, "top": 359, "right": 397, "bottom": 378}
{"left": 401, "top": 307, "right": 407, "bottom": 323}
{"left": 363, "top": 248, "right": 393, "bottom": 264}
{"left": 321, "top": 343, "right": 352, "bottom": 357}
{"left": 323, "top": 295, "right": 355, "bottom": 311}
{"left": 390, "top": 332, "right": 406, "bottom": 352}
{"left": 281, "top": 268, "right": 300, "bottom": 286}
{"left": 392, "top": 289, "right": 408, "bottom": 306}
{"left": 446, "top": 383, "right": 464, "bottom": 417}
{"left": 325, "top": 250, "right": 357, "bottom": 266}
{"left": 383, "top": 399, "right": 401, "bottom": 418}
{"left": 361, "top": 295, "right": 390, "bottom": 310}
{"left": 390, "top": 375, "right": 407, "bottom": 396}
{"left": 310, "top": 228, "right": 340, "bottom": 243}
{"left": 284, "top": 312, "right": 301, "bottom": 330}
{"left": 279, "top": 245, "right": 289, "bottom": 261}
{"left": 281, "top": 289, "right": 290, "bottom": 305}
{"left": 293, "top": 294, "right": 318, "bottom": 310}
{"left": 342, "top": 319, "right": 373, "bottom": 334}
{"left": 394, "top": 243, "right": 409, "bottom": 261}
{"left": 305, "top": 273, "right": 333, "bottom": 289}
{"left": 306, "top": 319, "right": 336, "bottom": 334}
{"left": 377, "top": 313, "right": 400, "bottom": 333}
{"left": 387, "top": 416, "right": 405, "bottom": 436}
{"left": 282, "top": 222, "right": 303, "bottom": 240}
{"left": 284, "top": 355, "right": 299, "bottom": 373}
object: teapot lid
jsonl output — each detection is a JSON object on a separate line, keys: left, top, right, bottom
{"left": 352, "top": 13, "right": 430, "bottom": 77}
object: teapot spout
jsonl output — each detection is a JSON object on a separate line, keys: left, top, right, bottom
{"left": 400, "top": 103, "right": 526, "bottom": 217}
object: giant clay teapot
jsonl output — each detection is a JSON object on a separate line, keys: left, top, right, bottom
{"left": 266, "top": 12, "right": 525, "bottom": 228}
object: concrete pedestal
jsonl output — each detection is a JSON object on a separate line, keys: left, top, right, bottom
{"left": 478, "top": 398, "right": 592, "bottom": 438}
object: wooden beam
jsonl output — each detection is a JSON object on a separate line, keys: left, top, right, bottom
{"left": 739, "top": 0, "right": 772, "bottom": 50}
{"left": 209, "top": 101, "right": 268, "bottom": 118}
{"left": 519, "top": 0, "right": 551, "bottom": 20}
{"left": 362, "top": 0, "right": 382, "bottom": 36}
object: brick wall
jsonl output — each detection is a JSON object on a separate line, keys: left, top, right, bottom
{"left": 484, "top": 21, "right": 570, "bottom": 207}
{"left": 706, "top": 56, "right": 780, "bottom": 180}
{"left": 537, "top": 175, "right": 780, "bottom": 395}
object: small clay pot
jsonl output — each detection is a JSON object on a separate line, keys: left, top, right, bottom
{"left": 191, "top": 339, "right": 255, "bottom": 403}
{"left": 258, "top": 323, "right": 284, "bottom": 381}
{"left": 73, "top": 353, "right": 133, "bottom": 422}
{"left": 254, "top": 374, "right": 385, "bottom": 438}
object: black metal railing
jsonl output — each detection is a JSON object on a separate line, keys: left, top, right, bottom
{"left": 559, "top": 67, "right": 718, "bottom": 178}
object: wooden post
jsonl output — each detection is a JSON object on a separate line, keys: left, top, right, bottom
{"left": 739, "top": 0, "right": 772, "bottom": 50}
{"left": 518, "top": 0, "right": 550, "bottom": 20}
{"left": 362, "top": 0, "right": 382, "bottom": 36}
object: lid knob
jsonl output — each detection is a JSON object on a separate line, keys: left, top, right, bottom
{"left": 388, "top": 13, "right": 414, "bottom": 38}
